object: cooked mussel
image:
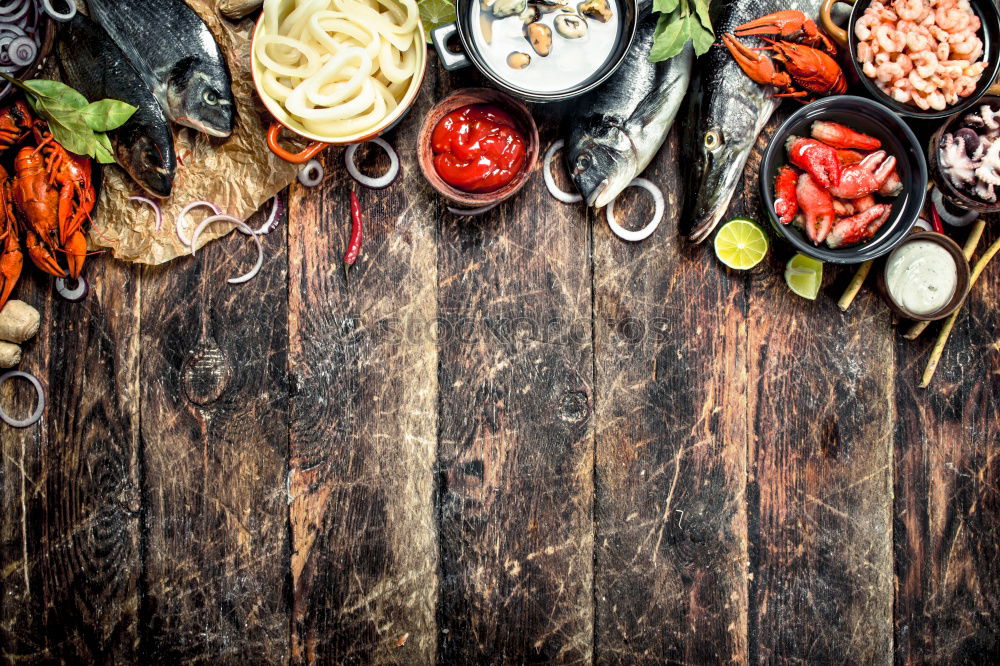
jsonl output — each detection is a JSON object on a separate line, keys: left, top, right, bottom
{"left": 554, "top": 13, "right": 587, "bottom": 38}
{"left": 491, "top": 0, "right": 527, "bottom": 17}
{"left": 519, "top": 4, "right": 540, "bottom": 22}
{"left": 577, "top": 0, "right": 611, "bottom": 22}
{"left": 507, "top": 51, "right": 531, "bottom": 69}
{"left": 525, "top": 22, "right": 552, "bottom": 56}
{"left": 532, "top": 0, "right": 568, "bottom": 13}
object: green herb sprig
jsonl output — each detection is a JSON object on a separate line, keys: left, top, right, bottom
{"left": 0, "top": 74, "right": 136, "bottom": 164}
{"left": 649, "top": 0, "right": 714, "bottom": 62}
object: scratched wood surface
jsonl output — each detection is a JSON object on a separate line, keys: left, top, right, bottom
{"left": 2, "top": 58, "right": 1000, "bottom": 665}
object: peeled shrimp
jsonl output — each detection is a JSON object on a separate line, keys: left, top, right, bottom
{"left": 894, "top": 0, "right": 928, "bottom": 22}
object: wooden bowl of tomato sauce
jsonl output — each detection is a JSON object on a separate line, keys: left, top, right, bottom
{"left": 417, "top": 88, "right": 539, "bottom": 208}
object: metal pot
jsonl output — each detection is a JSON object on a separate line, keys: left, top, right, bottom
{"left": 431, "top": 0, "right": 637, "bottom": 103}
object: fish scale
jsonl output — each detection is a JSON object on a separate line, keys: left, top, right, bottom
{"left": 681, "top": 0, "right": 827, "bottom": 243}
{"left": 565, "top": 7, "right": 694, "bottom": 209}
{"left": 57, "top": 14, "right": 176, "bottom": 198}
{"left": 87, "top": 0, "right": 235, "bottom": 138}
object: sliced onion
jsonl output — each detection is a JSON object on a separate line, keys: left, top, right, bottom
{"left": 129, "top": 195, "right": 162, "bottom": 232}
{"left": 189, "top": 215, "right": 264, "bottom": 284}
{"left": 606, "top": 178, "right": 664, "bottom": 242}
{"left": 0, "top": 371, "right": 44, "bottom": 428}
{"left": 42, "top": 0, "right": 75, "bottom": 22}
{"left": 7, "top": 35, "right": 34, "bottom": 66}
{"left": 240, "top": 195, "right": 283, "bottom": 235}
{"left": 913, "top": 217, "right": 933, "bottom": 232}
{"left": 543, "top": 140, "right": 583, "bottom": 204}
{"left": 345, "top": 137, "right": 399, "bottom": 189}
{"left": 176, "top": 201, "right": 221, "bottom": 246}
{"left": 447, "top": 202, "right": 499, "bottom": 216}
{"left": 931, "top": 186, "right": 979, "bottom": 227}
{"left": 297, "top": 159, "right": 323, "bottom": 187}
{"left": 55, "top": 276, "right": 88, "bottom": 302}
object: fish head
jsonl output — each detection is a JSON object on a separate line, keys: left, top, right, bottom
{"left": 168, "top": 58, "right": 235, "bottom": 138}
{"left": 566, "top": 121, "right": 636, "bottom": 209}
{"left": 683, "top": 87, "right": 771, "bottom": 243}
{"left": 118, "top": 134, "right": 174, "bottom": 198}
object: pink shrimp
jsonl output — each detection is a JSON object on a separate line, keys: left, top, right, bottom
{"left": 893, "top": 0, "right": 928, "bottom": 22}
{"left": 875, "top": 25, "right": 906, "bottom": 52}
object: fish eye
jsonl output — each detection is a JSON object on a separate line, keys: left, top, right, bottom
{"left": 574, "top": 153, "right": 591, "bottom": 174}
{"left": 203, "top": 89, "right": 219, "bottom": 106}
{"left": 704, "top": 130, "right": 723, "bottom": 151}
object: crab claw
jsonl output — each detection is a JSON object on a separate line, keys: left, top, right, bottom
{"left": 828, "top": 150, "right": 896, "bottom": 199}
{"left": 721, "top": 33, "right": 792, "bottom": 88}
{"left": 827, "top": 204, "right": 892, "bottom": 248}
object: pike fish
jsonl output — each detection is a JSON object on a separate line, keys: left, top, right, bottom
{"left": 566, "top": 9, "right": 693, "bottom": 208}
{"left": 58, "top": 14, "right": 176, "bottom": 198}
{"left": 682, "top": 0, "right": 823, "bottom": 243}
{"left": 87, "top": 0, "right": 235, "bottom": 138}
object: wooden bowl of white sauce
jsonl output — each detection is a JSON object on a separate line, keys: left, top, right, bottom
{"left": 876, "top": 231, "right": 972, "bottom": 321}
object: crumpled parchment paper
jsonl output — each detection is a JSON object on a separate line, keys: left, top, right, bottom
{"left": 63, "top": 1, "right": 297, "bottom": 264}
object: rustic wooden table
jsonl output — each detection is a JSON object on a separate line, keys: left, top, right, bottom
{"left": 1, "top": 62, "right": 998, "bottom": 665}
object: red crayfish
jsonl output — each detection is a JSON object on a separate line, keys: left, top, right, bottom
{"left": 722, "top": 10, "right": 847, "bottom": 101}
{"left": 0, "top": 100, "right": 95, "bottom": 310}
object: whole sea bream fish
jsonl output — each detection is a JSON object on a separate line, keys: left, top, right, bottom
{"left": 58, "top": 14, "right": 176, "bottom": 198}
{"left": 682, "top": 0, "right": 824, "bottom": 243}
{"left": 566, "top": 8, "right": 693, "bottom": 208}
{"left": 87, "top": 0, "right": 235, "bottom": 138}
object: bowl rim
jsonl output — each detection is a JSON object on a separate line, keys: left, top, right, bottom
{"left": 250, "top": 11, "right": 428, "bottom": 145}
{"left": 845, "top": 0, "right": 1000, "bottom": 120}
{"left": 451, "top": 0, "right": 639, "bottom": 103}
{"left": 875, "top": 230, "right": 972, "bottom": 321}
{"left": 416, "top": 87, "right": 540, "bottom": 206}
{"left": 760, "top": 95, "right": 928, "bottom": 264}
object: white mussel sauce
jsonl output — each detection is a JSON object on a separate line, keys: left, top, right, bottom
{"left": 885, "top": 240, "right": 958, "bottom": 315}
{"left": 472, "top": 0, "right": 621, "bottom": 94}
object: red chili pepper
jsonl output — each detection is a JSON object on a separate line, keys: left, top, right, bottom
{"left": 930, "top": 200, "right": 944, "bottom": 234}
{"left": 344, "top": 191, "right": 363, "bottom": 270}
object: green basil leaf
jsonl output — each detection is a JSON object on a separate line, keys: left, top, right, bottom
{"left": 93, "top": 133, "right": 116, "bottom": 164}
{"left": 649, "top": 12, "right": 690, "bottom": 62}
{"left": 653, "top": 0, "right": 681, "bottom": 13}
{"left": 79, "top": 99, "right": 137, "bottom": 132}
{"left": 690, "top": 20, "right": 715, "bottom": 56}
{"left": 24, "top": 79, "right": 88, "bottom": 109}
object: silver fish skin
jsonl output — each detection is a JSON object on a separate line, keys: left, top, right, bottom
{"left": 682, "top": 0, "right": 823, "bottom": 243}
{"left": 87, "top": 0, "right": 235, "bottom": 138}
{"left": 566, "top": 9, "right": 693, "bottom": 209}
{"left": 57, "top": 14, "right": 176, "bottom": 198}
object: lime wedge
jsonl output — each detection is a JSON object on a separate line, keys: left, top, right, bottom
{"left": 785, "top": 253, "right": 824, "bottom": 300}
{"left": 714, "top": 218, "right": 768, "bottom": 270}
{"left": 418, "top": 0, "right": 456, "bottom": 38}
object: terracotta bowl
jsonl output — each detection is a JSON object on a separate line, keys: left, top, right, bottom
{"left": 875, "top": 231, "right": 972, "bottom": 322}
{"left": 417, "top": 88, "right": 539, "bottom": 208}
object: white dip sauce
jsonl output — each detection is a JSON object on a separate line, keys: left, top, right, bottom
{"left": 885, "top": 240, "right": 957, "bottom": 315}
{"left": 472, "top": 2, "right": 621, "bottom": 94}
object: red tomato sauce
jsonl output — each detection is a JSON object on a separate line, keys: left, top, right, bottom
{"left": 431, "top": 104, "right": 526, "bottom": 193}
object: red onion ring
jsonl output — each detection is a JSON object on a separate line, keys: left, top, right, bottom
{"left": 189, "top": 215, "right": 264, "bottom": 284}
{"left": 0, "top": 370, "right": 44, "bottom": 428}
{"left": 7, "top": 35, "right": 33, "bottom": 66}
{"left": 543, "top": 140, "right": 583, "bottom": 204}
{"left": 297, "top": 159, "right": 323, "bottom": 187}
{"left": 176, "top": 201, "right": 221, "bottom": 246}
{"left": 42, "top": 0, "right": 75, "bottom": 22}
{"left": 345, "top": 138, "right": 399, "bottom": 189}
{"left": 130, "top": 194, "right": 162, "bottom": 232}
{"left": 931, "top": 187, "right": 979, "bottom": 227}
{"left": 606, "top": 178, "right": 664, "bottom": 242}
{"left": 55, "top": 276, "right": 88, "bottom": 302}
{"left": 239, "top": 195, "right": 283, "bottom": 235}
{"left": 913, "top": 217, "right": 933, "bottom": 232}
{"left": 447, "top": 203, "right": 499, "bottom": 216}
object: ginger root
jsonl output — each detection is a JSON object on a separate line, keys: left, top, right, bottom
{"left": 0, "top": 341, "right": 21, "bottom": 368}
{"left": 0, "top": 300, "right": 40, "bottom": 343}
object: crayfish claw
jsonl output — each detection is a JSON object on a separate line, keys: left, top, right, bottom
{"left": 64, "top": 231, "right": 87, "bottom": 280}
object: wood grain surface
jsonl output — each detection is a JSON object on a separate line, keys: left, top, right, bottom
{"left": 1, "top": 58, "right": 999, "bottom": 665}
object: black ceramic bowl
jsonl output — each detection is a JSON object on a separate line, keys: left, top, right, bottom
{"left": 760, "top": 96, "right": 927, "bottom": 264}
{"left": 431, "top": 0, "right": 638, "bottom": 103}
{"left": 822, "top": 0, "right": 1000, "bottom": 120}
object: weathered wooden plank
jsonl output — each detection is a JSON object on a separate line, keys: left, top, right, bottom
{"left": 139, "top": 202, "right": 290, "bottom": 663}
{"left": 592, "top": 131, "right": 749, "bottom": 665}
{"left": 287, "top": 81, "right": 439, "bottom": 662}
{"left": 0, "top": 275, "right": 51, "bottom": 662}
{"left": 434, "top": 105, "right": 594, "bottom": 662}
{"left": 746, "top": 118, "right": 895, "bottom": 662}
{"left": 894, "top": 223, "right": 1000, "bottom": 664}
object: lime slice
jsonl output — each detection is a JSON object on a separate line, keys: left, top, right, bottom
{"left": 784, "top": 253, "right": 824, "bottom": 300}
{"left": 714, "top": 218, "right": 768, "bottom": 270}
{"left": 418, "top": 0, "right": 456, "bottom": 38}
